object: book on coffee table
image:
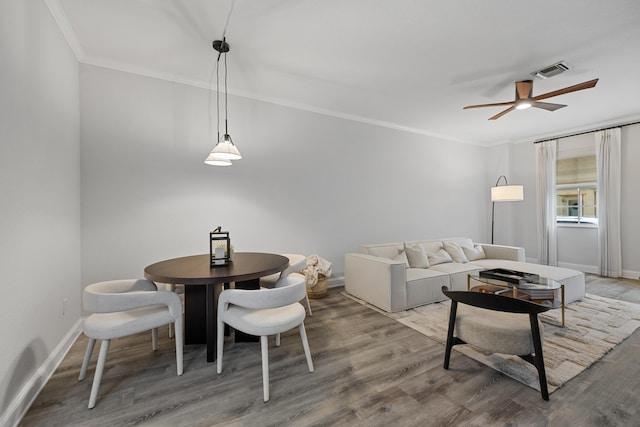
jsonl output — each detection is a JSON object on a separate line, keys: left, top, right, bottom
{"left": 478, "top": 268, "right": 540, "bottom": 285}
{"left": 469, "top": 284, "right": 531, "bottom": 300}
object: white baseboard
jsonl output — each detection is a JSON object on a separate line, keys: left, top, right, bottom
{"left": 1, "top": 319, "right": 83, "bottom": 427}
{"left": 328, "top": 275, "right": 344, "bottom": 288}
{"left": 557, "top": 262, "right": 600, "bottom": 275}
{"left": 622, "top": 269, "right": 640, "bottom": 281}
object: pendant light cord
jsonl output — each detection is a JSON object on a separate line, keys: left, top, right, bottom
{"left": 221, "top": 0, "right": 235, "bottom": 40}
{"left": 209, "top": 0, "right": 235, "bottom": 145}
{"left": 224, "top": 52, "right": 228, "bottom": 135}
{"left": 221, "top": 0, "right": 234, "bottom": 138}
{"left": 208, "top": 59, "right": 216, "bottom": 145}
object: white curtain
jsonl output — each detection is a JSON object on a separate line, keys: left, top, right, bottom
{"left": 535, "top": 140, "right": 557, "bottom": 266}
{"left": 595, "top": 128, "right": 622, "bottom": 277}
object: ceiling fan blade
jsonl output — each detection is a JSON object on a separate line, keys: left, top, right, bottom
{"left": 532, "top": 101, "right": 567, "bottom": 111}
{"left": 463, "top": 101, "right": 515, "bottom": 110}
{"left": 515, "top": 81, "right": 533, "bottom": 100}
{"left": 533, "top": 78, "right": 599, "bottom": 101}
{"left": 489, "top": 106, "right": 515, "bottom": 120}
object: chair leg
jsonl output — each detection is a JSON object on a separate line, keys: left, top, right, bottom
{"left": 443, "top": 301, "right": 458, "bottom": 370}
{"left": 261, "top": 335, "right": 270, "bottom": 402}
{"left": 168, "top": 283, "right": 174, "bottom": 338}
{"left": 152, "top": 328, "right": 158, "bottom": 351}
{"left": 530, "top": 314, "right": 549, "bottom": 401}
{"left": 305, "top": 294, "right": 312, "bottom": 316}
{"left": 299, "top": 323, "right": 314, "bottom": 372}
{"left": 88, "top": 339, "right": 110, "bottom": 409}
{"left": 276, "top": 333, "right": 281, "bottom": 346}
{"left": 79, "top": 338, "right": 96, "bottom": 381}
{"left": 175, "top": 321, "right": 184, "bottom": 376}
{"left": 217, "top": 318, "right": 224, "bottom": 374}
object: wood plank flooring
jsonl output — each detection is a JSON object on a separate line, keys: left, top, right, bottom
{"left": 20, "top": 275, "right": 640, "bottom": 426}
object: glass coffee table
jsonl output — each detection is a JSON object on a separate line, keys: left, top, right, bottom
{"left": 468, "top": 272, "right": 565, "bottom": 326}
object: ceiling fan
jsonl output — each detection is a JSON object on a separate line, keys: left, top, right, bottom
{"left": 463, "top": 78, "right": 599, "bottom": 120}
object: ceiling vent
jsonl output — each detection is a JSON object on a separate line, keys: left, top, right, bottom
{"left": 532, "top": 61, "right": 571, "bottom": 79}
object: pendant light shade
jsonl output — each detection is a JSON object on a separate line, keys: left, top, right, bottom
{"left": 210, "top": 133, "right": 242, "bottom": 160}
{"left": 204, "top": 153, "right": 232, "bottom": 166}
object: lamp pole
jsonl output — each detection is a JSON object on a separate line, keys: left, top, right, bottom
{"left": 491, "top": 175, "right": 509, "bottom": 245}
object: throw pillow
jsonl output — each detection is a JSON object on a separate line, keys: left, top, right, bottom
{"left": 443, "top": 241, "right": 468, "bottom": 263}
{"left": 462, "top": 244, "right": 486, "bottom": 261}
{"left": 428, "top": 248, "right": 453, "bottom": 266}
{"left": 404, "top": 242, "right": 429, "bottom": 268}
{"left": 392, "top": 251, "right": 410, "bottom": 267}
{"left": 420, "top": 241, "right": 443, "bottom": 254}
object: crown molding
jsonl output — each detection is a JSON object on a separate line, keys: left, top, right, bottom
{"left": 79, "top": 54, "right": 477, "bottom": 146}
{"left": 44, "top": 0, "right": 85, "bottom": 61}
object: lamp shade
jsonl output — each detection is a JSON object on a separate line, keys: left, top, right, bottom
{"left": 204, "top": 153, "right": 232, "bottom": 166}
{"left": 491, "top": 185, "right": 524, "bottom": 202}
{"left": 210, "top": 134, "right": 242, "bottom": 160}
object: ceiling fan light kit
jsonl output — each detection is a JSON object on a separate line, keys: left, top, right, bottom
{"left": 464, "top": 78, "right": 599, "bottom": 120}
{"left": 515, "top": 99, "right": 532, "bottom": 110}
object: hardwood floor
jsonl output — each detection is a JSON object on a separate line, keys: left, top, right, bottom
{"left": 20, "top": 275, "right": 640, "bottom": 426}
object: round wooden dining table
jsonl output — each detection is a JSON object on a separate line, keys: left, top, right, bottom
{"left": 144, "top": 252, "right": 289, "bottom": 362}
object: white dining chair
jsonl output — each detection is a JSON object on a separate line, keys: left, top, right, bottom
{"left": 78, "top": 279, "right": 184, "bottom": 409}
{"left": 217, "top": 273, "right": 314, "bottom": 402}
{"left": 260, "top": 253, "right": 312, "bottom": 315}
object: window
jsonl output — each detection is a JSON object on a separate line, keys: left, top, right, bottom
{"left": 556, "top": 155, "right": 597, "bottom": 224}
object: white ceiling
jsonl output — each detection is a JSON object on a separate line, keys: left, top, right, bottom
{"left": 50, "top": 0, "right": 640, "bottom": 145}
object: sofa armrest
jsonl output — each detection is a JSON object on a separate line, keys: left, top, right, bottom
{"left": 480, "top": 244, "right": 525, "bottom": 262}
{"left": 344, "top": 253, "right": 407, "bottom": 312}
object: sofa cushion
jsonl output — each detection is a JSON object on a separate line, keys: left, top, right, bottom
{"left": 404, "top": 242, "right": 429, "bottom": 268}
{"left": 430, "top": 262, "right": 484, "bottom": 291}
{"left": 405, "top": 268, "right": 450, "bottom": 308}
{"left": 443, "top": 241, "right": 469, "bottom": 263}
{"left": 406, "top": 268, "right": 450, "bottom": 281}
{"left": 392, "top": 251, "right": 410, "bottom": 267}
{"left": 462, "top": 244, "right": 486, "bottom": 261}
{"left": 428, "top": 248, "right": 453, "bottom": 266}
{"left": 443, "top": 238, "right": 474, "bottom": 249}
{"left": 420, "top": 240, "right": 444, "bottom": 255}
{"left": 429, "top": 262, "right": 482, "bottom": 275}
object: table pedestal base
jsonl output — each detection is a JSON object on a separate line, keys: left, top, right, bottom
{"left": 183, "top": 280, "right": 259, "bottom": 362}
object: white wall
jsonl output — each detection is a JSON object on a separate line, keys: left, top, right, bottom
{"left": 0, "top": 0, "right": 81, "bottom": 424}
{"left": 557, "top": 226, "right": 598, "bottom": 271}
{"left": 79, "top": 65, "right": 489, "bottom": 285}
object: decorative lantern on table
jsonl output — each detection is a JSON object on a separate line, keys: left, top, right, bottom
{"left": 209, "top": 226, "right": 231, "bottom": 267}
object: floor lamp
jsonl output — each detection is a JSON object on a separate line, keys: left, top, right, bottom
{"left": 491, "top": 175, "right": 524, "bottom": 244}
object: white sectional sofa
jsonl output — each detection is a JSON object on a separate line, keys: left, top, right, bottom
{"left": 344, "top": 238, "right": 585, "bottom": 313}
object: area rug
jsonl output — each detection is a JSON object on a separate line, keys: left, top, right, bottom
{"left": 342, "top": 292, "right": 640, "bottom": 394}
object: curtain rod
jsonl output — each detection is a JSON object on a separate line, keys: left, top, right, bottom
{"left": 533, "top": 120, "right": 640, "bottom": 144}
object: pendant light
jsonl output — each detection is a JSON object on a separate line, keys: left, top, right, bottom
{"left": 205, "top": 38, "right": 242, "bottom": 165}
